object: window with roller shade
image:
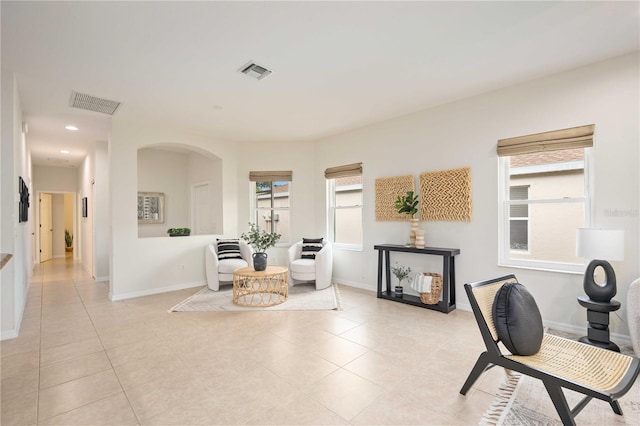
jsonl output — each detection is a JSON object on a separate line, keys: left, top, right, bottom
{"left": 498, "top": 125, "right": 593, "bottom": 272}
{"left": 326, "top": 163, "right": 363, "bottom": 249}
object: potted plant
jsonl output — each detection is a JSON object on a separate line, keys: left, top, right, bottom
{"left": 167, "top": 227, "right": 191, "bottom": 237}
{"left": 391, "top": 261, "right": 411, "bottom": 297}
{"left": 241, "top": 222, "right": 281, "bottom": 271}
{"left": 64, "top": 229, "right": 73, "bottom": 252}
{"left": 394, "top": 190, "right": 420, "bottom": 246}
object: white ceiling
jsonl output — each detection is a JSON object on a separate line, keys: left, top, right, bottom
{"left": 2, "top": 1, "right": 638, "bottom": 167}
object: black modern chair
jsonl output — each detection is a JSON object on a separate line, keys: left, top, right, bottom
{"left": 460, "top": 274, "right": 640, "bottom": 425}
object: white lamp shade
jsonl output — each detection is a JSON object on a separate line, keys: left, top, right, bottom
{"left": 576, "top": 228, "right": 624, "bottom": 261}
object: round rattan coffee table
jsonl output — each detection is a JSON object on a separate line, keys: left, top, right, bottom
{"left": 232, "top": 265, "right": 289, "bottom": 307}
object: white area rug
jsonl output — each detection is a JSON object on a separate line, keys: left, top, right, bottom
{"left": 169, "top": 283, "right": 341, "bottom": 312}
{"left": 480, "top": 370, "right": 640, "bottom": 425}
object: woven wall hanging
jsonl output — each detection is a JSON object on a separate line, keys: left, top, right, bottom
{"left": 375, "top": 174, "right": 415, "bottom": 221}
{"left": 420, "top": 167, "right": 472, "bottom": 221}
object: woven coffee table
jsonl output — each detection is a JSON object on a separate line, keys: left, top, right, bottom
{"left": 232, "top": 265, "right": 289, "bottom": 307}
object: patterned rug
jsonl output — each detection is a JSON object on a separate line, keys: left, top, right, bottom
{"left": 169, "top": 283, "right": 341, "bottom": 312}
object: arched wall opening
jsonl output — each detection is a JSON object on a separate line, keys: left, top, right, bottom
{"left": 137, "top": 143, "right": 223, "bottom": 238}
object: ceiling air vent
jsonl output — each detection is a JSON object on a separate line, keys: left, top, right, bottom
{"left": 69, "top": 91, "right": 121, "bottom": 115}
{"left": 239, "top": 62, "right": 272, "bottom": 80}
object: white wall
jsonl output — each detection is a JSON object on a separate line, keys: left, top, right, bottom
{"left": 78, "top": 145, "right": 94, "bottom": 276}
{"left": 309, "top": 53, "right": 638, "bottom": 338}
{"left": 137, "top": 148, "right": 190, "bottom": 238}
{"left": 109, "top": 119, "right": 239, "bottom": 300}
{"left": 32, "top": 166, "right": 77, "bottom": 192}
{"left": 94, "top": 140, "right": 109, "bottom": 280}
{"left": 1, "top": 71, "right": 32, "bottom": 340}
{"left": 235, "top": 141, "right": 317, "bottom": 266}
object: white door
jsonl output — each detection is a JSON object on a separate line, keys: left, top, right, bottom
{"left": 40, "top": 193, "right": 53, "bottom": 262}
{"left": 192, "top": 183, "right": 213, "bottom": 235}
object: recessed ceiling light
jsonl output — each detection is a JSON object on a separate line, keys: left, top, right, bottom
{"left": 65, "top": 125, "right": 78, "bottom": 131}
{"left": 60, "top": 150, "right": 70, "bottom": 154}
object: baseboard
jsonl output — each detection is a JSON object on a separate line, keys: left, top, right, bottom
{"left": 95, "top": 276, "right": 109, "bottom": 283}
{"left": 334, "top": 279, "right": 376, "bottom": 292}
{"left": 110, "top": 280, "right": 205, "bottom": 301}
{"left": 0, "top": 329, "right": 19, "bottom": 341}
{"left": 544, "top": 319, "right": 632, "bottom": 346}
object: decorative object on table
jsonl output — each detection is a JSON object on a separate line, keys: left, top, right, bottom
{"left": 240, "top": 222, "right": 281, "bottom": 271}
{"left": 576, "top": 228, "right": 624, "bottom": 302}
{"left": 64, "top": 229, "right": 73, "bottom": 252}
{"left": 414, "top": 229, "right": 425, "bottom": 248}
{"left": 374, "top": 175, "right": 415, "bottom": 221}
{"left": 575, "top": 228, "right": 624, "bottom": 351}
{"left": 419, "top": 167, "right": 472, "bottom": 221}
{"left": 167, "top": 227, "right": 191, "bottom": 237}
{"left": 391, "top": 261, "right": 411, "bottom": 297}
{"left": 394, "top": 190, "right": 419, "bottom": 245}
{"left": 411, "top": 272, "right": 443, "bottom": 305}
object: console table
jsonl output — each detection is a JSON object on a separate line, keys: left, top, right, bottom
{"left": 374, "top": 244, "right": 459, "bottom": 313}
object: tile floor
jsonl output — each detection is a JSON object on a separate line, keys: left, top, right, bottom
{"left": 0, "top": 257, "right": 544, "bottom": 424}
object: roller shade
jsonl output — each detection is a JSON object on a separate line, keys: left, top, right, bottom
{"left": 497, "top": 124, "right": 594, "bottom": 157}
{"left": 324, "top": 162, "right": 362, "bottom": 179}
{"left": 249, "top": 171, "right": 292, "bottom": 182}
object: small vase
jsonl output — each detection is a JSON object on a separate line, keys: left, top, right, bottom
{"left": 252, "top": 252, "right": 268, "bottom": 271}
{"left": 415, "top": 230, "right": 425, "bottom": 248}
{"left": 409, "top": 218, "right": 419, "bottom": 246}
{"left": 394, "top": 286, "right": 404, "bottom": 297}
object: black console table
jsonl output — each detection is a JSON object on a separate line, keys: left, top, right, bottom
{"left": 374, "top": 244, "right": 460, "bottom": 313}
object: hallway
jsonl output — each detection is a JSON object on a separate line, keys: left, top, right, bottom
{"left": 2, "top": 257, "right": 505, "bottom": 425}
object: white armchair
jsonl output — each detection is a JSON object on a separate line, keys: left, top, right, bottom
{"left": 205, "top": 239, "right": 253, "bottom": 291}
{"left": 288, "top": 239, "right": 333, "bottom": 290}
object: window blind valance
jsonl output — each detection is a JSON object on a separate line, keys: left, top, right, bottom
{"left": 497, "top": 124, "right": 594, "bottom": 157}
{"left": 324, "top": 162, "right": 362, "bottom": 179}
{"left": 249, "top": 171, "right": 292, "bottom": 182}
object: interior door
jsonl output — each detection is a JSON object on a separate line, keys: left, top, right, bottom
{"left": 40, "top": 193, "right": 53, "bottom": 262}
{"left": 192, "top": 183, "right": 213, "bottom": 235}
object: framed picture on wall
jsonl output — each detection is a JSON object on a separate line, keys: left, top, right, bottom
{"left": 18, "top": 176, "right": 29, "bottom": 222}
{"left": 82, "top": 197, "right": 88, "bottom": 218}
{"left": 137, "top": 192, "right": 165, "bottom": 224}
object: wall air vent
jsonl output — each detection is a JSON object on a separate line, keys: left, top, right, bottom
{"left": 69, "top": 91, "right": 121, "bottom": 115}
{"left": 239, "top": 62, "right": 272, "bottom": 80}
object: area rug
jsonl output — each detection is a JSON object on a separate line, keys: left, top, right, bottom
{"left": 169, "top": 283, "right": 341, "bottom": 312}
{"left": 480, "top": 369, "right": 640, "bottom": 425}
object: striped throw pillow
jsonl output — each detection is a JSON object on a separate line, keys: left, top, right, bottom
{"left": 301, "top": 238, "right": 323, "bottom": 259}
{"left": 217, "top": 239, "right": 243, "bottom": 260}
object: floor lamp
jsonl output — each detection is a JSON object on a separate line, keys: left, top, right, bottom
{"left": 576, "top": 228, "right": 625, "bottom": 351}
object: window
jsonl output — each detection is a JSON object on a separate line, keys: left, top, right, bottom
{"left": 509, "top": 186, "right": 529, "bottom": 251}
{"left": 250, "top": 171, "right": 291, "bottom": 244}
{"left": 326, "top": 163, "right": 363, "bottom": 249}
{"left": 498, "top": 125, "right": 593, "bottom": 272}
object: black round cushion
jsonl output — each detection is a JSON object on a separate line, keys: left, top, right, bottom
{"left": 492, "top": 282, "right": 543, "bottom": 356}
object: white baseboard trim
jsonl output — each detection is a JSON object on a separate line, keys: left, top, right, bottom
{"left": 334, "top": 279, "right": 376, "bottom": 293}
{"left": 110, "top": 280, "right": 205, "bottom": 301}
{"left": 95, "top": 276, "right": 109, "bottom": 283}
{"left": 456, "top": 301, "right": 472, "bottom": 312}
{"left": 0, "top": 329, "right": 19, "bottom": 341}
{"left": 543, "top": 319, "right": 632, "bottom": 346}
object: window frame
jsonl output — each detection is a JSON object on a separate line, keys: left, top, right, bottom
{"left": 327, "top": 178, "right": 363, "bottom": 251}
{"left": 497, "top": 148, "right": 593, "bottom": 273}
{"left": 251, "top": 180, "right": 291, "bottom": 247}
